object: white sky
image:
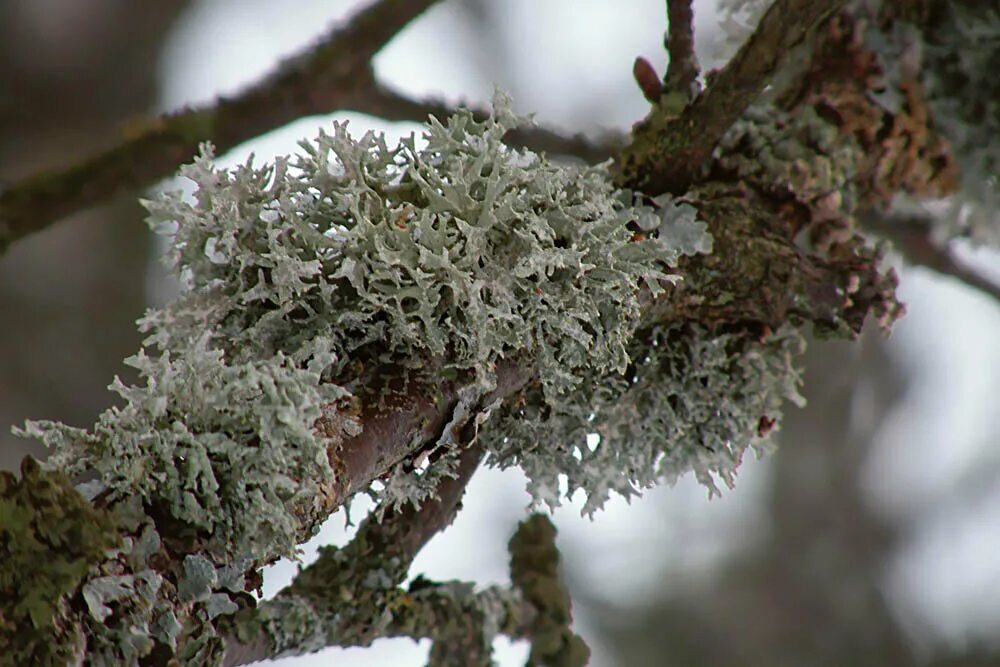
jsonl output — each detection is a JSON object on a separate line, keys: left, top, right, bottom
{"left": 157, "top": 1, "right": 1000, "bottom": 664}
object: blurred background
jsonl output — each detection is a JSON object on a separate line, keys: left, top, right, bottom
{"left": 2, "top": 1, "right": 999, "bottom": 665}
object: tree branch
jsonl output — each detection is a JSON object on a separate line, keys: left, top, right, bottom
{"left": 359, "top": 83, "right": 620, "bottom": 164}
{"left": 618, "top": 0, "right": 847, "bottom": 195}
{"left": 664, "top": 0, "right": 700, "bottom": 96}
{"left": 4, "top": 3, "right": 966, "bottom": 664}
{"left": 509, "top": 514, "right": 590, "bottom": 667}
{"left": 223, "top": 440, "right": 489, "bottom": 666}
{"left": 0, "top": 0, "right": 444, "bottom": 253}
{"left": 860, "top": 211, "right": 1000, "bottom": 304}
{"left": 0, "top": 0, "right": 621, "bottom": 256}
{"left": 328, "top": 359, "right": 537, "bottom": 511}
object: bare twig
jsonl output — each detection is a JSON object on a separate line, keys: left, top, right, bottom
{"left": 360, "top": 84, "right": 620, "bottom": 163}
{"left": 0, "top": 0, "right": 444, "bottom": 253}
{"left": 664, "top": 0, "right": 700, "bottom": 96}
{"left": 860, "top": 211, "right": 1000, "bottom": 304}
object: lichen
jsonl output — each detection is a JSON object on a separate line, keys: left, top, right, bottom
{"left": 486, "top": 324, "right": 805, "bottom": 514}
{"left": 13, "top": 92, "right": 718, "bottom": 664}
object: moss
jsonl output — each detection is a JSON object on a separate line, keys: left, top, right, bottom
{"left": 0, "top": 457, "right": 119, "bottom": 666}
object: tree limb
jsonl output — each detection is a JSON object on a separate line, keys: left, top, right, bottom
{"left": 358, "top": 83, "right": 620, "bottom": 164}
{"left": 223, "top": 440, "right": 489, "bottom": 665}
{"left": 3, "top": 3, "right": 966, "bottom": 664}
{"left": 860, "top": 211, "right": 1000, "bottom": 304}
{"left": 0, "top": 0, "right": 618, "bottom": 256}
{"left": 0, "top": 0, "right": 444, "bottom": 253}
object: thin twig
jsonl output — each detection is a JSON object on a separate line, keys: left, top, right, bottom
{"left": 360, "top": 84, "right": 620, "bottom": 163}
{"left": 860, "top": 211, "right": 1000, "bottom": 304}
{"left": 223, "top": 442, "right": 488, "bottom": 666}
{"left": 0, "top": 0, "right": 444, "bottom": 253}
{"left": 664, "top": 0, "right": 700, "bottom": 96}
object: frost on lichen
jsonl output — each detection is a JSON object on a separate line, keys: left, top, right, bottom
{"left": 485, "top": 324, "right": 805, "bottom": 514}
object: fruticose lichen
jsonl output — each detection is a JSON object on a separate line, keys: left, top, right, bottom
{"left": 11, "top": 91, "right": 813, "bottom": 664}
{"left": 20, "top": 91, "right": 688, "bottom": 557}
{"left": 6, "top": 93, "right": 724, "bottom": 663}
{"left": 485, "top": 323, "right": 805, "bottom": 515}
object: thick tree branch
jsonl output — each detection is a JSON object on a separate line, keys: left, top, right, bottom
{"left": 329, "top": 359, "right": 537, "bottom": 511}
{"left": 3, "top": 3, "right": 970, "bottom": 664}
{"left": 618, "top": 0, "right": 847, "bottom": 195}
{"left": 0, "top": 0, "right": 444, "bottom": 253}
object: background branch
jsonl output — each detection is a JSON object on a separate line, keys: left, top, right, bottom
{"left": 0, "top": 0, "right": 444, "bottom": 253}
{"left": 0, "top": 0, "right": 617, "bottom": 255}
{"left": 359, "top": 84, "right": 620, "bottom": 164}
{"left": 860, "top": 211, "right": 1000, "bottom": 304}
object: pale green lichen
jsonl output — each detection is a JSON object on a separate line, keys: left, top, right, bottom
{"left": 485, "top": 324, "right": 805, "bottom": 514}
{"left": 20, "top": 342, "right": 348, "bottom": 562}
{"left": 13, "top": 93, "right": 722, "bottom": 664}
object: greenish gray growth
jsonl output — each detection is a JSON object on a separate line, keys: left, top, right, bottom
{"left": 716, "top": 103, "right": 859, "bottom": 215}
{"left": 486, "top": 324, "right": 805, "bottom": 514}
{"left": 509, "top": 514, "right": 590, "bottom": 667}
{"left": 146, "top": 91, "right": 678, "bottom": 402}
{"left": 18, "top": 345, "right": 349, "bottom": 563}
{"left": 22, "top": 92, "right": 705, "bottom": 524}
{"left": 10, "top": 94, "right": 714, "bottom": 663}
